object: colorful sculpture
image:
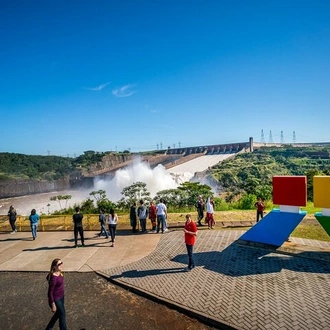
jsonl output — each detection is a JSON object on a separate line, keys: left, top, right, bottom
{"left": 240, "top": 176, "right": 307, "bottom": 247}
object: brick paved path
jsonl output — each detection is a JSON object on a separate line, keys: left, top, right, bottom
{"left": 100, "top": 230, "right": 330, "bottom": 330}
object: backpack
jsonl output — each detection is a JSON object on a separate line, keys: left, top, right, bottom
{"left": 139, "top": 207, "right": 147, "bottom": 219}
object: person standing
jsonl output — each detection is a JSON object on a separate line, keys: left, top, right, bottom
{"left": 130, "top": 202, "right": 137, "bottom": 233}
{"left": 72, "top": 207, "right": 85, "bottom": 247}
{"left": 148, "top": 201, "right": 157, "bottom": 232}
{"left": 45, "top": 258, "right": 67, "bottom": 330}
{"left": 156, "top": 198, "right": 167, "bottom": 234}
{"left": 183, "top": 214, "right": 198, "bottom": 271}
{"left": 206, "top": 197, "right": 215, "bottom": 229}
{"left": 7, "top": 205, "right": 17, "bottom": 234}
{"left": 98, "top": 208, "right": 109, "bottom": 238}
{"left": 254, "top": 197, "right": 265, "bottom": 223}
{"left": 137, "top": 200, "right": 148, "bottom": 232}
{"left": 28, "top": 208, "right": 39, "bottom": 240}
{"left": 195, "top": 195, "right": 205, "bottom": 226}
{"left": 108, "top": 208, "right": 118, "bottom": 247}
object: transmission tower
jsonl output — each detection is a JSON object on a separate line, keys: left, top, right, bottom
{"left": 280, "top": 131, "right": 284, "bottom": 144}
{"left": 268, "top": 130, "right": 273, "bottom": 143}
{"left": 293, "top": 131, "right": 296, "bottom": 144}
{"left": 261, "top": 129, "right": 265, "bottom": 143}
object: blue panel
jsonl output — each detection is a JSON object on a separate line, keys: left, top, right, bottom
{"left": 240, "top": 210, "right": 306, "bottom": 247}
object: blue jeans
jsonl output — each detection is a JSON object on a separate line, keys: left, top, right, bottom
{"left": 99, "top": 223, "right": 109, "bottom": 237}
{"left": 139, "top": 218, "right": 147, "bottom": 232}
{"left": 108, "top": 224, "right": 117, "bottom": 243}
{"left": 45, "top": 296, "right": 67, "bottom": 330}
{"left": 9, "top": 219, "right": 16, "bottom": 231}
{"left": 157, "top": 215, "right": 165, "bottom": 233}
{"left": 186, "top": 244, "right": 195, "bottom": 269}
{"left": 30, "top": 223, "right": 38, "bottom": 239}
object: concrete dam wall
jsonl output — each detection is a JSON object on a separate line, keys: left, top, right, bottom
{"left": 0, "top": 178, "right": 71, "bottom": 199}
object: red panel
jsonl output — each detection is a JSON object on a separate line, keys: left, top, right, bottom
{"left": 272, "top": 176, "right": 307, "bottom": 206}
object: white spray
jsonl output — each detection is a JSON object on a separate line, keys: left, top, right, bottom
{"left": 93, "top": 157, "right": 181, "bottom": 201}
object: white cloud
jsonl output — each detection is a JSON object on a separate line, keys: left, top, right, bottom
{"left": 86, "top": 82, "right": 111, "bottom": 91}
{"left": 112, "top": 84, "right": 137, "bottom": 98}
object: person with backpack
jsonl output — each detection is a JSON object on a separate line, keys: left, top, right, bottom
{"left": 28, "top": 208, "right": 40, "bottom": 240}
{"left": 137, "top": 199, "right": 148, "bottom": 232}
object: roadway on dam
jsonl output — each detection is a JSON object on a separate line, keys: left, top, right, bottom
{"left": 167, "top": 153, "right": 235, "bottom": 174}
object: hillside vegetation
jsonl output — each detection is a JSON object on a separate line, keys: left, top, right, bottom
{"left": 0, "top": 151, "right": 112, "bottom": 181}
{"left": 210, "top": 146, "right": 330, "bottom": 202}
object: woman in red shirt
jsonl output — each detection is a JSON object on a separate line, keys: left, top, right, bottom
{"left": 183, "top": 214, "right": 198, "bottom": 271}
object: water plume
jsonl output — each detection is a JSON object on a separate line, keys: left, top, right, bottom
{"left": 94, "top": 157, "right": 179, "bottom": 201}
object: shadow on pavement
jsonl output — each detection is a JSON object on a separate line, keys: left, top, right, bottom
{"left": 171, "top": 242, "right": 330, "bottom": 276}
{"left": 111, "top": 267, "right": 186, "bottom": 280}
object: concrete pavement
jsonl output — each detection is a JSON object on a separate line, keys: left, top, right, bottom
{"left": 1, "top": 229, "right": 330, "bottom": 329}
{"left": 0, "top": 230, "right": 160, "bottom": 272}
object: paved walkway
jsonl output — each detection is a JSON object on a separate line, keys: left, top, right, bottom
{"left": 1, "top": 229, "right": 330, "bottom": 329}
{"left": 0, "top": 230, "right": 160, "bottom": 271}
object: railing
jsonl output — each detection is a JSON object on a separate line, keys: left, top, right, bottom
{"left": 0, "top": 214, "right": 130, "bottom": 232}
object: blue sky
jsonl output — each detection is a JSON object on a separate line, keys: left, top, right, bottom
{"left": 1, "top": 0, "right": 330, "bottom": 156}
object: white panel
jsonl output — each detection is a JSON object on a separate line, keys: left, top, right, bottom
{"left": 322, "top": 208, "right": 330, "bottom": 216}
{"left": 279, "top": 205, "right": 300, "bottom": 213}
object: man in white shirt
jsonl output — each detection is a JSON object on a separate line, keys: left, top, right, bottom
{"left": 156, "top": 198, "right": 167, "bottom": 234}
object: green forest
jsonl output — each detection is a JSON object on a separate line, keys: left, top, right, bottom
{"left": 0, "top": 150, "right": 110, "bottom": 181}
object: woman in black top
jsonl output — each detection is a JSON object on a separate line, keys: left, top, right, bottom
{"left": 72, "top": 207, "right": 85, "bottom": 247}
{"left": 8, "top": 205, "right": 17, "bottom": 233}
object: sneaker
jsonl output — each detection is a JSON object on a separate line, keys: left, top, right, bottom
{"left": 74, "top": 245, "right": 78, "bottom": 248}
{"left": 10, "top": 231, "right": 16, "bottom": 234}
{"left": 164, "top": 228, "right": 169, "bottom": 232}
{"left": 183, "top": 267, "right": 191, "bottom": 272}
{"left": 82, "top": 243, "right": 86, "bottom": 247}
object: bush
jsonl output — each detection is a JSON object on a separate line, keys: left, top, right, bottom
{"left": 238, "top": 194, "right": 257, "bottom": 210}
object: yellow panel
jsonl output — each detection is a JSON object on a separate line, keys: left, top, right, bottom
{"left": 313, "top": 176, "right": 330, "bottom": 208}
